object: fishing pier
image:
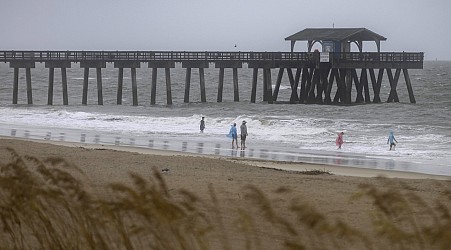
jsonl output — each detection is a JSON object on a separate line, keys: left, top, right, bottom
{"left": 0, "top": 28, "right": 423, "bottom": 105}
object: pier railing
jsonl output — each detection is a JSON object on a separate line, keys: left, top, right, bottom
{"left": 0, "top": 50, "right": 423, "bottom": 64}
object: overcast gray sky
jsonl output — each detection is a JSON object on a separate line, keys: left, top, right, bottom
{"left": 1, "top": 0, "right": 450, "bottom": 60}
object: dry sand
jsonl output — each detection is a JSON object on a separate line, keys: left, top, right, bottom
{"left": 1, "top": 137, "right": 451, "bottom": 249}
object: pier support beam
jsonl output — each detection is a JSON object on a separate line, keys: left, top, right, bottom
{"left": 10, "top": 61, "right": 35, "bottom": 104}
{"left": 80, "top": 61, "right": 106, "bottom": 105}
{"left": 182, "top": 61, "right": 209, "bottom": 103}
{"left": 114, "top": 61, "right": 140, "bottom": 106}
{"left": 251, "top": 68, "right": 258, "bottom": 103}
{"left": 215, "top": 61, "right": 242, "bottom": 102}
{"left": 148, "top": 61, "right": 175, "bottom": 105}
{"left": 387, "top": 68, "right": 400, "bottom": 103}
{"left": 48, "top": 68, "right": 54, "bottom": 105}
{"left": 45, "top": 61, "right": 71, "bottom": 105}
{"left": 403, "top": 69, "right": 416, "bottom": 103}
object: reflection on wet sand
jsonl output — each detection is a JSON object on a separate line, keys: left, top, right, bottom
{"left": 4, "top": 128, "right": 448, "bottom": 176}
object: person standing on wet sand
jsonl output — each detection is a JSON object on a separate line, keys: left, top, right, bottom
{"left": 387, "top": 131, "right": 398, "bottom": 150}
{"left": 240, "top": 120, "right": 248, "bottom": 149}
{"left": 228, "top": 123, "right": 239, "bottom": 149}
{"left": 200, "top": 117, "right": 205, "bottom": 133}
{"left": 336, "top": 132, "right": 344, "bottom": 149}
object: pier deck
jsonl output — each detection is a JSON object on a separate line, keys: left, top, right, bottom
{"left": 0, "top": 50, "right": 423, "bottom": 105}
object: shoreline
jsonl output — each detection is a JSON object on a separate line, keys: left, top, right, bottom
{"left": 2, "top": 136, "right": 450, "bottom": 180}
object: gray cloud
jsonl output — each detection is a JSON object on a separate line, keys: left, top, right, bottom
{"left": 1, "top": 0, "right": 450, "bottom": 60}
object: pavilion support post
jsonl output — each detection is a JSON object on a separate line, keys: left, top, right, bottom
{"left": 96, "top": 68, "right": 103, "bottom": 105}
{"left": 352, "top": 69, "right": 364, "bottom": 103}
{"left": 13, "top": 68, "right": 19, "bottom": 104}
{"left": 334, "top": 69, "right": 347, "bottom": 103}
{"left": 217, "top": 68, "right": 224, "bottom": 102}
{"left": 287, "top": 68, "right": 300, "bottom": 103}
{"left": 165, "top": 68, "right": 172, "bottom": 105}
{"left": 325, "top": 68, "right": 337, "bottom": 103}
{"left": 233, "top": 67, "right": 239, "bottom": 102}
{"left": 47, "top": 67, "right": 54, "bottom": 105}
{"left": 369, "top": 68, "right": 383, "bottom": 103}
{"left": 387, "top": 68, "right": 400, "bottom": 103}
{"left": 317, "top": 68, "right": 329, "bottom": 104}
{"left": 82, "top": 68, "right": 89, "bottom": 105}
{"left": 360, "top": 69, "right": 371, "bottom": 103}
{"left": 273, "top": 68, "right": 284, "bottom": 101}
{"left": 262, "top": 68, "right": 268, "bottom": 102}
{"left": 131, "top": 67, "right": 138, "bottom": 106}
{"left": 345, "top": 69, "right": 353, "bottom": 104}
{"left": 151, "top": 68, "right": 157, "bottom": 105}
{"left": 307, "top": 68, "right": 318, "bottom": 103}
{"left": 26, "top": 68, "right": 32, "bottom": 104}
{"left": 265, "top": 68, "right": 273, "bottom": 104}
{"left": 403, "top": 69, "right": 416, "bottom": 103}
{"left": 184, "top": 68, "right": 191, "bottom": 103}
{"left": 61, "top": 68, "right": 68, "bottom": 105}
{"left": 117, "top": 68, "right": 124, "bottom": 104}
{"left": 299, "top": 67, "right": 309, "bottom": 103}
{"left": 199, "top": 68, "right": 206, "bottom": 102}
{"left": 251, "top": 68, "right": 258, "bottom": 103}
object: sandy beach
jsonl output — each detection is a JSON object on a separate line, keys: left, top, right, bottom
{"left": 1, "top": 137, "right": 451, "bottom": 249}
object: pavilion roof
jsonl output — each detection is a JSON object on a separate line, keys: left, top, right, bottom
{"left": 285, "top": 28, "right": 387, "bottom": 42}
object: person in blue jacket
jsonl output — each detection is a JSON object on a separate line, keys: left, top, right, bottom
{"left": 227, "top": 123, "right": 239, "bottom": 149}
{"left": 387, "top": 131, "right": 398, "bottom": 150}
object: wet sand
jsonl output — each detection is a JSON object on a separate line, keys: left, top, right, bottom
{"left": 1, "top": 137, "right": 451, "bottom": 249}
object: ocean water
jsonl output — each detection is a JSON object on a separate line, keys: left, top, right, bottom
{"left": 0, "top": 61, "right": 450, "bottom": 176}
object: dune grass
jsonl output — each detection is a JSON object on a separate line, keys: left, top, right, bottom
{"left": 0, "top": 148, "right": 450, "bottom": 249}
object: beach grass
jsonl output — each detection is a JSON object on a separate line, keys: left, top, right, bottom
{"left": 1, "top": 148, "right": 450, "bottom": 249}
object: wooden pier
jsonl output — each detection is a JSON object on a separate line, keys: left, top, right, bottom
{"left": 0, "top": 50, "right": 423, "bottom": 105}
